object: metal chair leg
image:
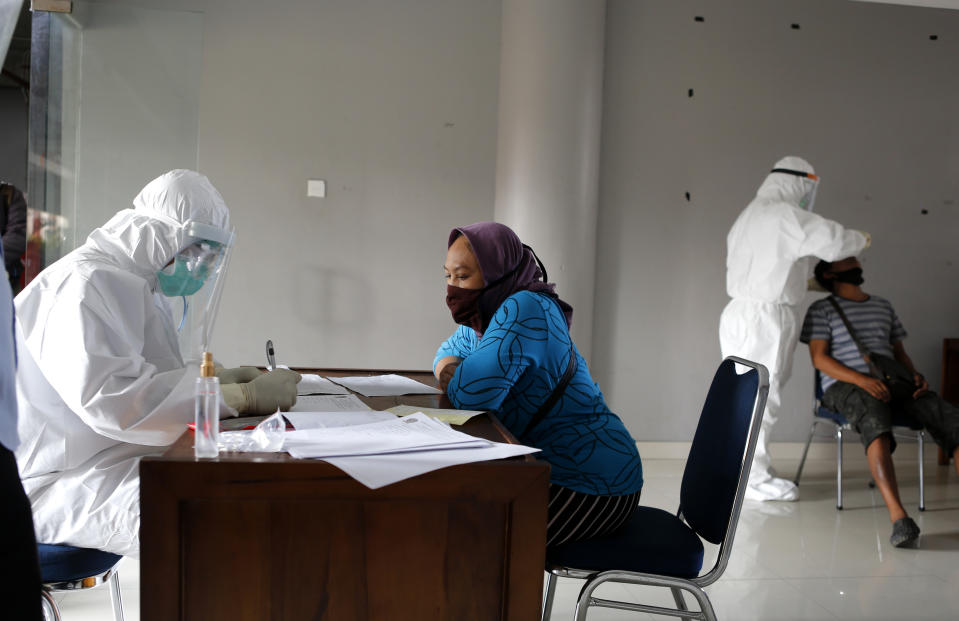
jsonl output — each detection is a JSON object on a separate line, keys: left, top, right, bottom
{"left": 918, "top": 431, "right": 925, "bottom": 512}
{"left": 573, "top": 576, "right": 599, "bottom": 621}
{"left": 542, "top": 572, "right": 557, "bottom": 621}
{"left": 684, "top": 584, "right": 717, "bottom": 621}
{"left": 671, "top": 586, "right": 692, "bottom": 621}
{"left": 836, "top": 427, "right": 844, "bottom": 510}
{"left": 110, "top": 569, "right": 125, "bottom": 621}
{"left": 794, "top": 419, "right": 819, "bottom": 485}
{"left": 41, "top": 589, "right": 61, "bottom": 621}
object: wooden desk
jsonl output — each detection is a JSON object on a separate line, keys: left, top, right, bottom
{"left": 140, "top": 369, "right": 549, "bottom": 621}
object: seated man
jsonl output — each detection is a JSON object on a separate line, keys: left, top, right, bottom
{"left": 800, "top": 257, "right": 959, "bottom": 548}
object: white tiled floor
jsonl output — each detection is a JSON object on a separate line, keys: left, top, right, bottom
{"left": 52, "top": 451, "right": 959, "bottom": 620}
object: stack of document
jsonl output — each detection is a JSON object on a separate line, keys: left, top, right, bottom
{"left": 291, "top": 394, "right": 371, "bottom": 412}
{"left": 297, "top": 374, "right": 351, "bottom": 395}
{"left": 325, "top": 374, "right": 442, "bottom": 397}
{"left": 285, "top": 413, "right": 489, "bottom": 457}
{"left": 386, "top": 404, "right": 484, "bottom": 425}
{"left": 283, "top": 411, "right": 396, "bottom": 430}
{"left": 296, "top": 373, "right": 442, "bottom": 397}
{"left": 283, "top": 413, "right": 539, "bottom": 488}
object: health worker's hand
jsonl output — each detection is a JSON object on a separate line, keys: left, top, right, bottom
{"left": 215, "top": 366, "right": 263, "bottom": 384}
{"left": 240, "top": 368, "right": 302, "bottom": 414}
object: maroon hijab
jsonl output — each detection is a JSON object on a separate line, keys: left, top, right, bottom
{"left": 449, "top": 222, "right": 574, "bottom": 333}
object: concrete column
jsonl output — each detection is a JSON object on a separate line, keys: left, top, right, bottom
{"left": 494, "top": 0, "right": 606, "bottom": 358}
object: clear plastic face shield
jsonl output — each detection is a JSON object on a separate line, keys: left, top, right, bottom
{"left": 771, "top": 167, "right": 820, "bottom": 212}
{"left": 158, "top": 221, "right": 235, "bottom": 365}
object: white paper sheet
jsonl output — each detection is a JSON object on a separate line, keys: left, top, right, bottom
{"left": 297, "top": 374, "right": 351, "bottom": 395}
{"left": 284, "top": 410, "right": 396, "bottom": 430}
{"left": 323, "top": 443, "right": 540, "bottom": 489}
{"left": 290, "top": 394, "right": 371, "bottom": 412}
{"left": 326, "top": 374, "right": 442, "bottom": 397}
{"left": 284, "top": 413, "right": 488, "bottom": 458}
{"left": 386, "top": 405, "right": 485, "bottom": 425}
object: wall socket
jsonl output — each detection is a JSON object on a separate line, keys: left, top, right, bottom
{"left": 307, "top": 179, "right": 326, "bottom": 198}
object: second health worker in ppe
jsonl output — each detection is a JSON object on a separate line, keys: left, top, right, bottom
{"left": 15, "top": 170, "right": 299, "bottom": 557}
{"left": 720, "top": 156, "right": 869, "bottom": 502}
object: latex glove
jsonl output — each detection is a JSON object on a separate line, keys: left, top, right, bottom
{"left": 807, "top": 277, "right": 828, "bottom": 292}
{"left": 221, "top": 369, "right": 301, "bottom": 414}
{"left": 215, "top": 365, "right": 263, "bottom": 384}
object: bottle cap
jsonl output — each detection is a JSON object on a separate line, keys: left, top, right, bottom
{"left": 200, "top": 351, "right": 215, "bottom": 378}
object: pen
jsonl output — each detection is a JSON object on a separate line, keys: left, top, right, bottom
{"left": 266, "top": 339, "right": 276, "bottom": 371}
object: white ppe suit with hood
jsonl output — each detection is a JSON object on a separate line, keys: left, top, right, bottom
{"left": 720, "top": 156, "right": 867, "bottom": 501}
{"left": 15, "top": 170, "right": 231, "bottom": 557}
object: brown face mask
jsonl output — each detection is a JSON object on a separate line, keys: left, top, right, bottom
{"left": 445, "top": 257, "right": 527, "bottom": 334}
{"left": 445, "top": 285, "right": 484, "bottom": 333}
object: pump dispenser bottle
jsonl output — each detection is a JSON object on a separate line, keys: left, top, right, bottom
{"left": 194, "top": 352, "right": 220, "bottom": 458}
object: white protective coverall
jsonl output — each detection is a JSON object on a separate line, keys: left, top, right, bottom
{"left": 15, "top": 170, "right": 231, "bottom": 556}
{"left": 720, "top": 156, "right": 868, "bottom": 501}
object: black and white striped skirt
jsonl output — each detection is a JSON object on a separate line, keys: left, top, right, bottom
{"left": 547, "top": 484, "right": 641, "bottom": 547}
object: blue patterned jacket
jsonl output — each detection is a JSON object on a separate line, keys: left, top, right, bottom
{"left": 434, "top": 290, "right": 643, "bottom": 496}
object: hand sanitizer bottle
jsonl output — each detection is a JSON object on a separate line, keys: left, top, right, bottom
{"left": 194, "top": 352, "right": 220, "bottom": 459}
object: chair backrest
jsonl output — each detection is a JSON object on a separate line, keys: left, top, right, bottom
{"left": 678, "top": 357, "right": 768, "bottom": 584}
{"left": 814, "top": 369, "right": 825, "bottom": 401}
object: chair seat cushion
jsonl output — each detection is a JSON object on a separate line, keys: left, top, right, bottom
{"left": 546, "top": 506, "right": 705, "bottom": 579}
{"left": 38, "top": 544, "right": 123, "bottom": 583}
{"left": 816, "top": 406, "right": 848, "bottom": 426}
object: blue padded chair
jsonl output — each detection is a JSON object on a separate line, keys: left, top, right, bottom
{"left": 793, "top": 370, "right": 925, "bottom": 511}
{"left": 541, "top": 357, "right": 768, "bottom": 621}
{"left": 39, "top": 544, "right": 125, "bottom": 621}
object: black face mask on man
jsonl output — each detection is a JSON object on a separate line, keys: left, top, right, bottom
{"left": 833, "top": 267, "right": 864, "bottom": 286}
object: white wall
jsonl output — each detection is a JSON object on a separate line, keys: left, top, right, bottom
{"left": 196, "top": 0, "right": 501, "bottom": 370}
{"left": 593, "top": 0, "right": 959, "bottom": 442}
{"left": 67, "top": 2, "right": 203, "bottom": 248}
{"left": 56, "top": 0, "right": 500, "bottom": 372}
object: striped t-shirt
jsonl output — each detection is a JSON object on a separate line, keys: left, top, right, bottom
{"left": 799, "top": 295, "right": 907, "bottom": 390}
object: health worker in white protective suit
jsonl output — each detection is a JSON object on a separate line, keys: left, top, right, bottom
{"left": 720, "top": 156, "right": 870, "bottom": 502}
{"left": 14, "top": 170, "right": 300, "bottom": 557}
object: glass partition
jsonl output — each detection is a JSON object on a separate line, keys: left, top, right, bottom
{"left": 27, "top": 1, "right": 203, "bottom": 285}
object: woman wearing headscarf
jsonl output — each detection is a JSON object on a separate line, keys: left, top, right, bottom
{"left": 434, "top": 222, "right": 643, "bottom": 546}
